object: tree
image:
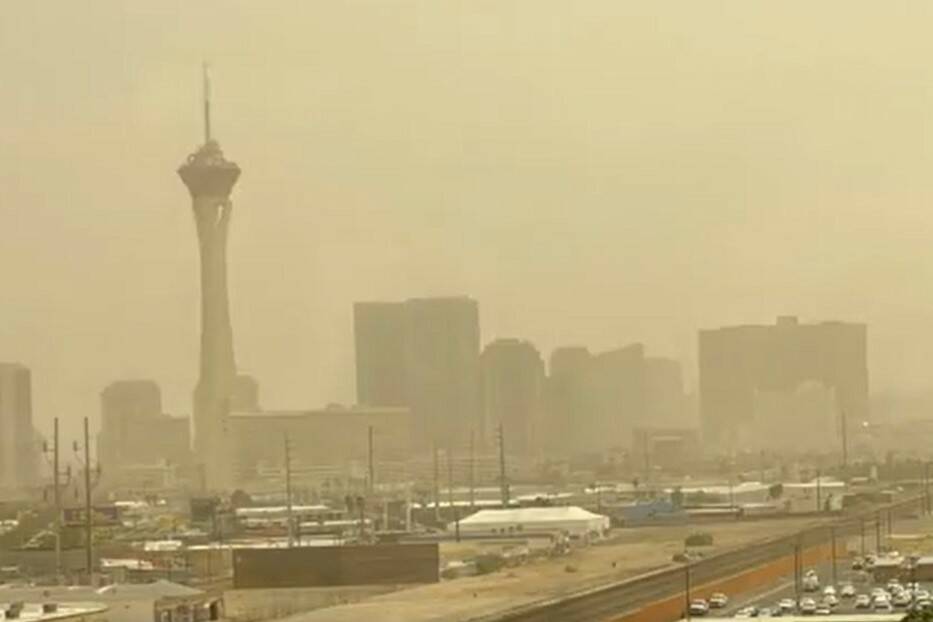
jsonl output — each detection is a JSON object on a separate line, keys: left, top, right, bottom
{"left": 670, "top": 487, "right": 684, "bottom": 509}
{"left": 768, "top": 483, "right": 784, "bottom": 499}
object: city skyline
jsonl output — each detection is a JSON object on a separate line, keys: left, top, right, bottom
{"left": 6, "top": 2, "right": 933, "bottom": 442}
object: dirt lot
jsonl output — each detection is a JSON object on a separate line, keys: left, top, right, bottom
{"left": 282, "top": 517, "right": 830, "bottom": 622}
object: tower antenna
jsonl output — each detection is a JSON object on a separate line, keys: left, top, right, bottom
{"left": 202, "top": 62, "right": 212, "bottom": 143}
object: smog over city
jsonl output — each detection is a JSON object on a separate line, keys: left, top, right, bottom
{"left": 4, "top": 2, "right": 933, "bottom": 621}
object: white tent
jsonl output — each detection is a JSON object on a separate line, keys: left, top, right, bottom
{"left": 451, "top": 506, "right": 609, "bottom": 537}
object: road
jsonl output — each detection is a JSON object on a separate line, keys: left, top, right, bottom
{"left": 717, "top": 559, "right": 929, "bottom": 617}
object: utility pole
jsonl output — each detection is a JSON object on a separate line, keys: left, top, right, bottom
{"left": 816, "top": 469, "right": 822, "bottom": 513}
{"left": 54, "top": 418, "right": 63, "bottom": 581}
{"left": 860, "top": 517, "right": 866, "bottom": 556}
{"left": 432, "top": 444, "right": 440, "bottom": 523}
{"left": 684, "top": 559, "right": 692, "bottom": 620}
{"left": 793, "top": 541, "right": 801, "bottom": 605}
{"left": 840, "top": 410, "right": 848, "bottom": 476}
{"left": 367, "top": 425, "right": 375, "bottom": 495}
{"left": 923, "top": 460, "right": 933, "bottom": 514}
{"left": 446, "top": 446, "right": 455, "bottom": 512}
{"left": 830, "top": 527, "right": 837, "bottom": 586}
{"left": 284, "top": 434, "right": 294, "bottom": 547}
{"left": 498, "top": 422, "right": 509, "bottom": 508}
{"left": 74, "top": 417, "right": 98, "bottom": 585}
{"left": 875, "top": 510, "right": 882, "bottom": 552}
{"left": 43, "top": 418, "right": 67, "bottom": 582}
{"left": 469, "top": 429, "right": 476, "bottom": 510}
{"left": 447, "top": 446, "right": 459, "bottom": 540}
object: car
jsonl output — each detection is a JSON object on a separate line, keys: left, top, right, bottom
{"left": 840, "top": 583, "right": 856, "bottom": 598}
{"left": 709, "top": 592, "right": 728, "bottom": 608}
{"left": 851, "top": 557, "right": 864, "bottom": 570}
{"left": 814, "top": 605, "right": 831, "bottom": 615}
{"left": 778, "top": 598, "right": 797, "bottom": 613}
{"left": 757, "top": 607, "right": 774, "bottom": 617}
{"left": 871, "top": 587, "right": 890, "bottom": 600}
{"left": 888, "top": 578, "right": 902, "bottom": 592}
{"left": 913, "top": 599, "right": 933, "bottom": 612}
{"left": 689, "top": 599, "right": 709, "bottom": 616}
{"left": 822, "top": 594, "right": 838, "bottom": 608}
{"left": 854, "top": 594, "right": 871, "bottom": 608}
{"left": 822, "top": 585, "right": 836, "bottom": 596}
{"left": 894, "top": 591, "right": 913, "bottom": 607}
{"left": 734, "top": 606, "right": 758, "bottom": 617}
{"left": 873, "top": 599, "right": 894, "bottom": 612}
{"left": 917, "top": 589, "right": 931, "bottom": 601}
{"left": 799, "top": 598, "right": 817, "bottom": 614}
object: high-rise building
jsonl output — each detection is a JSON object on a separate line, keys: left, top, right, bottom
{"left": 353, "top": 297, "right": 481, "bottom": 450}
{"left": 354, "top": 302, "right": 408, "bottom": 407}
{"left": 0, "top": 363, "right": 37, "bottom": 489}
{"left": 480, "top": 339, "right": 545, "bottom": 456}
{"left": 177, "top": 67, "right": 241, "bottom": 489}
{"left": 98, "top": 380, "right": 191, "bottom": 477}
{"left": 404, "top": 297, "right": 481, "bottom": 449}
{"left": 587, "top": 344, "right": 647, "bottom": 448}
{"left": 543, "top": 347, "right": 592, "bottom": 456}
{"left": 699, "top": 316, "right": 869, "bottom": 451}
{"left": 644, "top": 357, "right": 688, "bottom": 427}
{"left": 543, "top": 345, "right": 686, "bottom": 457}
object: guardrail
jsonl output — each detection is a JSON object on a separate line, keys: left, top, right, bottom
{"left": 481, "top": 494, "right": 927, "bottom": 622}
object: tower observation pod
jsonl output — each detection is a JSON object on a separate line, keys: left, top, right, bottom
{"left": 177, "top": 65, "right": 241, "bottom": 491}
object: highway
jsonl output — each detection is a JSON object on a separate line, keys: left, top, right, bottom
{"left": 486, "top": 495, "right": 927, "bottom": 622}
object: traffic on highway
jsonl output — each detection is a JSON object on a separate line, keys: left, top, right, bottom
{"left": 685, "top": 554, "right": 933, "bottom": 618}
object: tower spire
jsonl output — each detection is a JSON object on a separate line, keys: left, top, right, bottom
{"left": 202, "top": 62, "right": 212, "bottom": 144}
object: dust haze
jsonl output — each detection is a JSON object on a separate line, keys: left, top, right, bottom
{"left": 3, "top": 1, "right": 933, "bottom": 440}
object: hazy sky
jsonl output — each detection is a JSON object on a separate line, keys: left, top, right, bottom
{"left": 4, "top": 1, "right": 933, "bottom": 440}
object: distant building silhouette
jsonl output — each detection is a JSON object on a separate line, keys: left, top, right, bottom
{"left": 699, "top": 316, "right": 868, "bottom": 451}
{"left": 229, "top": 405, "right": 412, "bottom": 484}
{"left": 353, "top": 297, "right": 481, "bottom": 450}
{"left": 231, "top": 374, "right": 261, "bottom": 412}
{"left": 354, "top": 302, "right": 408, "bottom": 407}
{"left": 480, "top": 339, "right": 545, "bottom": 456}
{"left": 543, "top": 346, "right": 687, "bottom": 457}
{"left": 97, "top": 380, "right": 191, "bottom": 486}
{"left": 0, "top": 363, "right": 37, "bottom": 490}
{"left": 644, "top": 357, "right": 689, "bottom": 427}
{"left": 543, "top": 347, "right": 593, "bottom": 457}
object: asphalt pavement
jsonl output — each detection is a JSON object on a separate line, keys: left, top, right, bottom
{"left": 712, "top": 559, "right": 923, "bottom": 617}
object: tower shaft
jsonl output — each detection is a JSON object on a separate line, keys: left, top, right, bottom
{"left": 192, "top": 195, "right": 236, "bottom": 489}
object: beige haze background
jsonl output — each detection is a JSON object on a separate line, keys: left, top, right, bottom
{"left": 2, "top": 1, "right": 933, "bottom": 442}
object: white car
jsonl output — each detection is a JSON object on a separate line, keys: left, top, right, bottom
{"left": 874, "top": 597, "right": 894, "bottom": 612}
{"left": 708, "top": 592, "right": 728, "bottom": 608}
{"left": 822, "top": 585, "right": 836, "bottom": 596}
{"left": 840, "top": 584, "right": 856, "bottom": 598}
{"left": 779, "top": 598, "right": 797, "bottom": 613}
{"left": 854, "top": 594, "right": 871, "bottom": 609}
{"left": 894, "top": 591, "right": 913, "bottom": 607}
{"left": 688, "top": 599, "right": 709, "bottom": 616}
{"left": 822, "top": 594, "right": 838, "bottom": 608}
{"left": 799, "top": 597, "right": 817, "bottom": 614}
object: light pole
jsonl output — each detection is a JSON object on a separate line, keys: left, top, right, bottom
{"left": 74, "top": 417, "right": 100, "bottom": 585}
{"left": 42, "top": 418, "right": 71, "bottom": 583}
{"left": 684, "top": 559, "right": 692, "bottom": 620}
